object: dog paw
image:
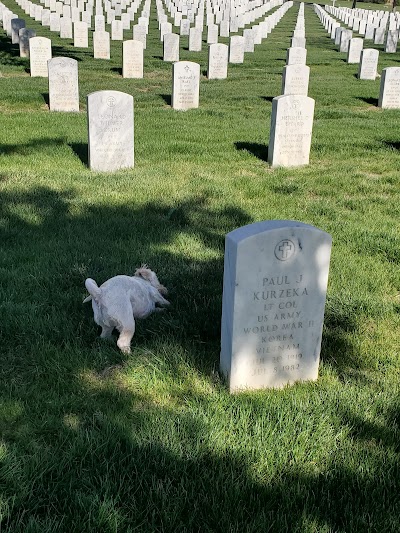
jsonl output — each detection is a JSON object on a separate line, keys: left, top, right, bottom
{"left": 119, "top": 345, "right": 131, "bottom": 354}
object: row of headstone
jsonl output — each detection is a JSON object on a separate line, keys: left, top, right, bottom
{"left": 314, "top": 5, "right": 379, "bottom": 80}
{"left": 268, "top": 3, "right": 314, "bottom": 168}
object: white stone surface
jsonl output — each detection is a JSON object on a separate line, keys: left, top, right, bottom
{"left": 189, "top": 27, "right": 202, "bottom": 52}
{"left": 74, "top": 21, "right": 88, "bottom": 47}
{"left": 172, "top": 61, "right": 200, "bottom": 111}
{"left": 286, "top": 46, "right": 307, "bottom": 66}
{"left": 163, "top": 33, "right": 179, "bottom": 62}
{"left": 358, "top": 48, "right": 378, "bottom": 80}
{"left": 29, "top": 36, "right": 52, "bottom": 77}
{"left": 93, "top": 30, "right": 110, "bottom": 59}
{"left": 282, "top": 64, "right": 309, "bottom": 96}
{"left": 220, "top": 220, "right": 332, "bottom": 392}
{"left": 207, "top": 43, "right": 228, "bottom": 79}
{"left": 48, "top": 57, "right": 79, "bottom": 112}
{"left": 378, "top": 67, "right": 400, "bottom": 108}
{"left": 87, "top": 90, "right": 134, "bottom": 172}
{"left": 347, "top": 37, "right": 363, "bottom": 64}
{"left": 229, "top": 35, "right": 244, "bottom": 64}
{"left": 268, "top": 95, "right": 315, "bottom": 167}
{"left": 123, "top": 40, "right": 143, "bottom": 78}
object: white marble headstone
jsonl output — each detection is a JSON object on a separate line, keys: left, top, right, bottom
{"left": 87, "top": 90, "right": 134, "bottom": 171}
{"left": 358, "top": 48, "right": 378, "bottom": 80}
{"left": 268, "top": 95, "right": 315, "bottom": 167}
{"left": 207, "top": 43, "right": 228, "bottom": 79}
{"left": 229, "top": 35, "right": 245, "bottom": 64}
{"left": 220, "top": 220, "right": 332, "bottom": 392}
{"left": 123, "top": 39, "right": 143, "bottom": 78}
{"left": 48, "top": 57, "right": 79, "bottom": 112}
{"left": 282, "top": 64, "right": 310, "bottom": 96}
{"left": 378, "top": 67, "right": 400, "bottom": 108}
{"left": 163, "top": 33, "right": 179, "bottom": 62}
{"left": 29, "top": 36, "right": 52, "bottom": 77}
{"left": 172, "top": 61, "right": 200, "bottom": 110}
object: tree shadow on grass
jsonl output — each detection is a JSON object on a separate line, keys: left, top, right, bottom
{"left": 356, "top": 96, "right": 378, "bottom": 107}
{"left": 0, "top": 137, "right": 66, "bottom": 155}
{"left": 0, "top": 36, "right": 27, "bottom": 67}
{"left": 159, "top": 93, "right": 172, "bottom": 105}
{"left": 69, "top": 142, "right": 88, "bottom": 165}
{"left": 234, "top": 141, "right": 269, "bottom": 163}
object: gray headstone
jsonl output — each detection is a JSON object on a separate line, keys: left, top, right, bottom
{"left": 339, "top": 29, "right": 352, "bottom": 52}
{"left": 123, "top": 39, "right": 143, "bottom": 78}
{"left": 19, "top": 28, "right": 36, "bottom": 57}
{"left": 268, "top": 95, "right": 315, "bottom": 167}
{"left": 11, "top": 18, "right": 25, "bottom": 44}
{"left": 172, "top": 61, "right": 200, "bottom": 110}
{"left": 48, "top": 57, "right": 79, "bottom": 112}
{"left": 385, "top": 30, "right": 398, "bottom": 53}
{"left": 87, "top": 90, "right": 134, "bottom": 171}
{"left": 220, "top": 220, "right": 332, "bottom": 392}
{"left": 378, "top": 67, "right": 400, "bottom": 108}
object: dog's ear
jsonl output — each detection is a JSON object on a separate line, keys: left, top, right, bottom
{"left": 135, "top": 267, "right": 151, "bottom": 281}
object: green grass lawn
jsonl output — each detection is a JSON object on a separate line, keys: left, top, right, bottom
{"left": 0, "top": 1, "right": 399, "bottom": 531}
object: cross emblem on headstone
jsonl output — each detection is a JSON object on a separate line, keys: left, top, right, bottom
{"left": 278, "top": 241, "right": 293, "bottom": 259}
{"left": 274, "top": 239, "right": 295, "bottom": 261}
{"left": 184, "top": 65, "right": 190, "bottom": 72}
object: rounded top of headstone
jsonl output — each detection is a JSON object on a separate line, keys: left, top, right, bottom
{"left": 226, "top": 220, "right": 331, "bottom": 244}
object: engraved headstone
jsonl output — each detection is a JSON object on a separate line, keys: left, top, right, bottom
{"left": 74, "top": 21, "right": 88, "bottom": 47}
{"left": 339, "top": 29, "right": 352, "bottom": 52}
{"left": 60, "top": 16, "right": 73, "bottom": 38}
{"left": 243, "top": 28, "right": 254, "bottom": 52}
{"left": 48, "top": 57, "right": 79, "bottom": 111}
{"left": 207, "top": 43, "right": 228, "bottom": 79}
{"left": 19, "top": 28, "right": 36, "bottom": 57}
{"left": 358, "top": 48, "right": 378, "bottom": 80}
{"left": 189, "top": 27, "right": 202, "bottom": 52}
{"left": 282, "top": 64, "right": 310, "bottom": 96}
{"left": 111, "top": 19, "right": 123, "bottom": 40}
{"left": 172, "top": 61, "right": 200, "bottom": 110}
{"left": 133, "top": 24, "right": 147, "bottom": 49}
{"left": 93, "top": 30, "right": 110, "bottom": 59}
{"left": 220, "top": 220, "right": 332, "bottom": 392}
{"left": 229, "top": 35, "right": 245, "bottom": 64}
{"left": 286, "top": 46, "right": 307, "bottom": 66}
{"left": 123, "top": 39, "right": 143, "bottom": 78}
{"left": 87, "top": 90, "right": 134, "bottom": 171}
{"left": 378, "top": 67, "right": 400, "bottom": 109}
{"left": 163, "top": 33, "right": 179, "bottom": 62}
{"left": 268, "top": 95, "right": 315, "bottom": 167}
{"left": 29, "top": 36, "right": 52, "bottom": 77}
{"left": 385, "top": 30, "right": 398, "bottom": 53}
{"left": 347, "top": 37, "right": 363, "bottom": 64}
{"left": 11, "top": 18, "right": 25, "bottom": 44}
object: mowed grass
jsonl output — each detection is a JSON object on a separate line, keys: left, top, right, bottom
{"left": 0, "top": 1, "right": 400, "bottom": 531}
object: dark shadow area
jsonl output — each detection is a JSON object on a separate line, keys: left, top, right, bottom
{"left": 382, "top": 140, "right": 400, "bottom": 151}
{"left": 111, "top": 66, "right": 122, "bottom": 76}
{"left": 41, "top": 92, "right": 50, "bottom": 107}
{"left": 0, "top": 137, "right": 66, "bottom": 156}
{"left": 153, "top": 55, "right": 163, "bottom": 60}
{"left": 271, "top": 183, "right": 300, "bottom": 194}
{"left": 52, "top": 45, "right": 85, "bottom": 61}
{"left": 69, "top": 142, "right": 88, "bottom": 166}
{"left": 159, "top": 93, "right": 172, "bottom": 106}
{"left": 0, "top": 36, "right": 27, "bottom": 66}
{"left": 261, "top": 95, "right": 275, "bottom": 102}
{"left": 202, "top": 69, "right": 207, "bottom": 77}
{"left": 235, "top": 141, "right": 269, "bottom": 163}
{"left": 356, "top": 96, "right": 378, "bottom": 107}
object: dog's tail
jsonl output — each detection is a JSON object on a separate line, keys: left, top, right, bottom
{"left": 83, "top": 278, "right": 101, "bottom": 303}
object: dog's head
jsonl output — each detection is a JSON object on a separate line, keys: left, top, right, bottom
{"left": 134, "top": 265, "right": 168, "bottom": 296}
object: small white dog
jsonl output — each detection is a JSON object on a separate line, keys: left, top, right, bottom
{"left": 83, "top": 266, "right": 170, "bottom": 354}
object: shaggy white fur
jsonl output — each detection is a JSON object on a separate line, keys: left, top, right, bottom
{"left": 83, "top": 266, "right": 170, "bottom": 354}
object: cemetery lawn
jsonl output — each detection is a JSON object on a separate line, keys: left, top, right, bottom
{"left": 0, "top": 1, "right": 400, "bottom": 531}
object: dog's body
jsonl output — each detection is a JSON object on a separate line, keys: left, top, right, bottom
{"left": 84, "top": 267, "right": 169, "bottom": 353}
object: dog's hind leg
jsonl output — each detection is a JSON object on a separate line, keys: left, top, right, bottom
{"left": 117, "top": 319, "right": 135, "bottom": 354}
{"left": 100, "top": 325, "right": 114, "bottom": 339}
